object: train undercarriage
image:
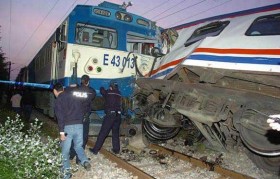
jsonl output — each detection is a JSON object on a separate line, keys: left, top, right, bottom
{"left": 134, "top": 67, "right": 280, "bottom": 174}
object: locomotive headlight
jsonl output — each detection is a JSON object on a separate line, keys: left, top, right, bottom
{"left": 72, "top": 50, "right": 81, "bottom": 63}
{"left": 92, "top": 58, "right": 98, "bottom": 64}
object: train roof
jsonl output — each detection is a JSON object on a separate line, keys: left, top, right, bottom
{"left": 73, "top": 1, "right": 159, "bottom": 30}
{"left": 173, "top": 3, "right": 280, "bottom": 30}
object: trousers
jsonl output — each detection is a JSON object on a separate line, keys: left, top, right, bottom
{"left": 91, "top": 112, "right": 121, "bottom": 154}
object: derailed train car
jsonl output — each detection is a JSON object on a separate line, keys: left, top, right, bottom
{"left": 134, "top": 4, "right": 280, "bottom": 174}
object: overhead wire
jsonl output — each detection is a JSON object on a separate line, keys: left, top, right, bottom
{"left": 169, "top": 0, "right": 232, "bottom": 27}
{"left": 141, "top": 0, "right": 173, "bottom": 16}
{"left": 33, "top": 0, "right": 97, "bottom": 61}
{"left": 13, "top": 0, "right": 61, "bottom": 67}
{"left": 38, "top": 0, "right": 81, "bottom": 48}
{"left": 155, "top": 0, "right": 207, "bottom": 22}
{"left": 12, "top": 0, "right": 92, "bottom": 77}
{"left": 150, "top": 0, "right": 187, "bottom": 20}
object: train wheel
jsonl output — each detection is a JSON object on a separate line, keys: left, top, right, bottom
{"left": 142, "top": 119, "right": 181, "bottom": 142}
{"left": 239, "top": 106, "right": 280, "bottom": 175}
{"left": 246, "top": 150, "right": 280, "bottom": 175}
{"left": 239, "top": 108, "right": 280, "bottom": 155}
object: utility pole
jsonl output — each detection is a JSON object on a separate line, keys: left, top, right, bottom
{"left": 7, "top": 61, "right": 15, "bottom": 81}
{"left": 8, "top": 61, "right": 11, "bottom": 80}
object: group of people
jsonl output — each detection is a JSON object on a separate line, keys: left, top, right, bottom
{"left": 10, "top": 88, "right": 34, "bottom": 121}
{"left": 53, "top": 74, "right": 280, "bottom": 179}
{"left": 53, "top": 75, "right": 122, "bottom": 178}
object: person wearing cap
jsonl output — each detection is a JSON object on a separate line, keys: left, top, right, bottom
{"left": 89, "top": 81, "right": 122, "bottom": 154}
{"left": 53, "top": 82, "right": 91, "bottom": 178}
{"left": 70, "top": 75, "right": 96, "bottom": 163}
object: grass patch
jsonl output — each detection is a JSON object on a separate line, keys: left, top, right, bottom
{"left": 0, "top": 159, "right": 17, "bottom": 179}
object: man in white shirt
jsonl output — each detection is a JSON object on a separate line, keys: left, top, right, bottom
{"left": 10, "top": 91, "right": 22, "bottom": 114}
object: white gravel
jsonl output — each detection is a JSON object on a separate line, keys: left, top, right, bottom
{"left": 71, "top": 149, "right": 135, "bottom": 179}
{"left": 69, "top": 136, "right": 279, "bottom": 179}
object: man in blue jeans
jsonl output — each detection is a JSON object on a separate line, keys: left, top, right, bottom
{"left": 70, "top": 75, "right": 96, "bottom": 164}
{"left": 53, "top": 82, "right": 91, "bottom": 178}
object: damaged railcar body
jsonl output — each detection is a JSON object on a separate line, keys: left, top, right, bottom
{"left": 134, "top": 4, "right": 280, "bottom": 174}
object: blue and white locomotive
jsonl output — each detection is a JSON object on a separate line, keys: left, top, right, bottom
{"left": 25, "top": 1, "right": 161, "bottom": 134}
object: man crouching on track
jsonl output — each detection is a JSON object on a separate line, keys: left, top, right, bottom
{"left": 53, "top": 82, "right": 91, "bottom": 178}
{"left": 89, "top": 81, "right": 122, "bottom": 155}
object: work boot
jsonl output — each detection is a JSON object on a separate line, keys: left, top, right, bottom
{"left": 111, "top": 149, "right": 120, "bottom": 154}
{"left": 83, "top": 161, "right": 91, "bottom": 171}
{"left": 89, "top": 148, "right": 98, "bottom": 155}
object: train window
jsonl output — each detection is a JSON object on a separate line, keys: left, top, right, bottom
{"left": 93, "top": 8, "right": 111, "bottom": 17}
{"left": 82, "top": 32, "right": 89, "bottom": 42}
{"left": 245, "top": 13, "right": 280, "bottom": 36}
{"left": 137, "top": 19, "right": 149, "bottom": 27}
{"left": 56, "top": 22, "right": 67, "bottom": 42}
{"left": 75, "top": 23, "right": 117, "bottom": 49}
{"left": 127, "top": 32, "right": 157, "bottom": 55}
{"left": 61, "top": 23, "right": 66, "bottom": 41}
{"left": 185, "top": 21, "right": 230, "bottom": 47}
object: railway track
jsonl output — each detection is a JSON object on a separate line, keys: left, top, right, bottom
{"left": 87, "top": 140, "right": 154, "bottom": 179}
{"left": 86, "top": 138, "right": 254, "bottom": 179}
{"left": 33, "top": 110, "right": 270, "bottom": 179}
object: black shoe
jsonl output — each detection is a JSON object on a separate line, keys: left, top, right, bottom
{"left": 75, "top": 159, "right": 80, "bottom": 165}
{"left": 83, "top": 161, "right": 91, "bottom": 171}
{"left": 111, "top": 149, "right": 120, "bottom": 154}
{"left": 89, "top": 148, "right": 98, "bottom": 155}
{"left": 69, "top": 156, "right": 74, "bottom": 160}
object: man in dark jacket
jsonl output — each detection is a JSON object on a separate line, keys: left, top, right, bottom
{"left": 70, "top": 75, "right": 96, "bottom": 163}
{"left": 53, "top": 82, "right": 91, "bottom": 178}
{"left": 89, "top": 81, "right": 122, "bottom": 154}
{"left": 21, "top": 88, "right": 35, "bottom": 122}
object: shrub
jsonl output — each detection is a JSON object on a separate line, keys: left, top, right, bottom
{"left": 0, "top": 115, "right": 62, "bottom": 178}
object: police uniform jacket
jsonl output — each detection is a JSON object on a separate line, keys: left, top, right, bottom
{"left": 54, "top": 87, "right": 88, "bottom": 133}
{"left": 79, "top": 85, "right": 96, "bottom": 114}
{"left": 100, "top": 87, "right": 121, "bottom": 114}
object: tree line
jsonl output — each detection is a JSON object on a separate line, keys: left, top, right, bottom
{"left": 0, "top": 26, "right": 9, "bottom": 80}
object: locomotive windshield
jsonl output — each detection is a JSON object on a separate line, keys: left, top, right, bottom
{"left": 75, "top": 23, "right": 117, "bottom": 49}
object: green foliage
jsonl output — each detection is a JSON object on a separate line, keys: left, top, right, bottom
{"left": 0, "top": 115, "right": 62, "bottom": 178}
{"left": 0, "top": 108, "right": 17, "bottom": 123}
{"left": 41, "top": 119, "right": 59, "bottom": 139}
{"left": 0, "top": 159, "right": 17, "bottom": 179}
{"left": 0, "top": 27, "right": 9, "bottom": 97}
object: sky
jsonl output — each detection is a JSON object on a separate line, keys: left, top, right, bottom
{"left": 0, "top": 0, "right": 279, "bottom": 80}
